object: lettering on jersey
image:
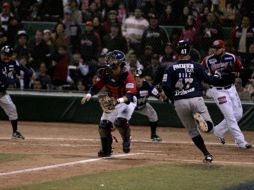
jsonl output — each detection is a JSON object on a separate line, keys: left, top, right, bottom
{"left": 173, "top": 64, "right": 194, "bottom": 70}
{"left": 162, "top": 74, "right": 168, "bottom": 82}
{"left": 208, "top": 58, "right": 217, "bottom": 65}
{"left": 217, "top": 96, "right": 227, "bottom": 104}
{"left": 126, "top": 83, "right": 134, "bottom": 89}
{"left": 211, "top": 62, "right": 229, "bottom": 71}
{"left": 175, "top": 87, "right": 194, "bottom": 96}
{"left": 139, "top": 90, "right": 149, "bottom": 97}
{"left": 151, "top": 88, "right": 159, "bottom": 96}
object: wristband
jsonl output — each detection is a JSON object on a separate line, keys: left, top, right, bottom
{"left": 117, "top": 97, "right": 125, "bottom": 103}
{"left": 86, "top": 93, "right": 92, "bottom": 98}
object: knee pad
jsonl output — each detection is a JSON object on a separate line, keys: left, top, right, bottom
{"left": 114, "top": 118, "right": 128, "bottom": 128}
{"left": 206, "top": 121, "right": 213, "bottom": 133}
{"left": 114, "top": 118, "right": 130, "bottom": 141}
{"left": 99, "top": 120, "right": 113, "bottom": 138}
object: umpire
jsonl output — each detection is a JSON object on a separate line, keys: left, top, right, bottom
{"left": 162, "top": 40, "right": 225, "bottom": 163}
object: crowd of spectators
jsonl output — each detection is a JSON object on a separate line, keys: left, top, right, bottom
{"left": 0, "top": 0, "right": 254, "bottom": 100}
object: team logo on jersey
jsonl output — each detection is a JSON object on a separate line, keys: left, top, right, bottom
{"left": 162, "top": 74, "right": 168, "bottom": 82}
{"left": 126, "top": 83, "right": 134, "bottom": 88}
{"left": 217, "top": 96, "right": 227, "bottom": 104}
{"left": 139, "top": 90, "right": 149, "bottom": 97}
{"left": 209, "top": 58, "right": 217, "bottom": 65}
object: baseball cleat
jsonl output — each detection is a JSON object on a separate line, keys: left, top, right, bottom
{"left": 218, "top": 137, "right": 226, "bottom": 144}
{"left": 98, "top": 150, "right": 112, "bottom": 157}
{"left": 245, "top": 144, "right": 252, "bottom": 149}
{"left": 193, "top": 113, "right": 208, "bottom": 132}
{"left": 12, "top": 131, "right": 25, "bottom": 140}
{"left": 122, "top": 139, "right": 131, "bottom": 153}
{"left": 203, "top": 154, "right": 213, "bottom": 163}
{"left": 151, "top": 134, "right": 162, "bottom": 142}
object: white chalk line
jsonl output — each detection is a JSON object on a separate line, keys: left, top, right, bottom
{"left": 0, "top": 137, "right": 238, "bottom": 147}
{"left": 0, "top": 153, "right": 143, "bottom": 177}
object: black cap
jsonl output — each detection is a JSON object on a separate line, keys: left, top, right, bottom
{"left": 149, "top": 13, "right": 158, "bottom": 19}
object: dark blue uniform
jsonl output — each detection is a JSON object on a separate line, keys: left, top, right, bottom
{"left": 0, "top": 60, "right": 33, "bottom": 89}
{"left": 162, "top": 60, "right": 222, "bottom": 102}
{"left": 136, "top": 80, "right": 160, "bottom": 110}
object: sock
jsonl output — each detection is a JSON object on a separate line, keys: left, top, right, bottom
{"left": 150, "top": 121, "right": 157, "bottom": 135}
{"left": 11, "top": 120, "right": 18, "bottom": 133}
{"left": 192, "top": 135, "right": 210, "bottom": 156}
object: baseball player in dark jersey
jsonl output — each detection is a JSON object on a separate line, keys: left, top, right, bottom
{"left": 134, "top": 68, "right": 164, "bottom": 142}
{"left": 202, "top": 40, "right": 252, "bottom": 149}
{"left": 162, "top": 40, "right": 225, "bottom": 163}
{"left": 0, "top": 45, "right": 34, "bottom": 139}
{"left": 81, "top": 50, "right": 137, "bottom": 157}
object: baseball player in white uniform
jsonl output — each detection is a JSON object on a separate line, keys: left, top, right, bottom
{"left": 202, "top": 40, "right": 252, "bottom": 149}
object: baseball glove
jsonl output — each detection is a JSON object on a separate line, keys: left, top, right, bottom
{"left": 98, "top": 95, "right": 116, "bottom": 113}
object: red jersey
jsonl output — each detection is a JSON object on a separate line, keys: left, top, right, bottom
{"left": 94, "top": 67, "right": 136, "bottom": 99}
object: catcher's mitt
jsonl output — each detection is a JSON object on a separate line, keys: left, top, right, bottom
{"left": 98, "top": 95, "right": 116, "bottom": 113}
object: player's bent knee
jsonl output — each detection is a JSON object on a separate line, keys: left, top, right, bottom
{"left": 99, "top": 120, "right": 113, "bottom": 137}
{"left": 114, "top": 118, "right": 128, "bottom": 128}
{"left": 206, "top": 121, "right": 213, "bottom": 133}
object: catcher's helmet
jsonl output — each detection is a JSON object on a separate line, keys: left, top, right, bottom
{"left": 176, "top": 40, "right": 190, "bottom": 56}
{"left": 106, "top": 50, "right": 125, "bottom": 70}
{"left": 1, "top": 45, "right": 14, "bottom": 57}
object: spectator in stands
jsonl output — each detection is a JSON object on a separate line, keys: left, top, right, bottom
{"left": 180, "top": 15, "right": 197, "bottom": 47}
{"left": 235, "top": 77, "right": 250, "bottom": 100}
{"left": 103, "top": 9, "right": 119, "bottom": 34}
{"left": 220, "top": 2, "right": 238, "bottom": 27}
{"left": 69, "top": 0, "right": 82, "bottom": 24}
{"left": 139, "top": 45, "right": 153, "bottom": 70}
{"left": 246, "top": 73, "right": 254, "bottom": 101}
{"left": 35, "top": 62, "right": 52, "bottom": 90}
{"left": 144, "top": 53, "right": 161, "bottom": 85}
{"left": 122, "top": 8, "right": 149, "bottom": 55}
{"left": 240, "top": 43, "right": 254, "bottom": 87}
{"left": 32, "top": 79, "right": 43, "bottom": 90}
{"left": 40, "top": 0, "right": 63, "bottom": 22}
{"left": 141, "top": 13, "right": 168, "bottom": 55}
{"left": 82, "top": 2, "right": 102, "bottom": 22}
{"left": 159, "top": 4, "right": 175, "bottom": 26}
{"left": 62, "top": 8, "right": 82, "bottom": 53}
{"left": 92, "top": 16, "right": 104, "bottom": 39}
{"left": 0, "top": 2, "right": 21, "bottom": 46}
{"left": 51, "top": 45, "right": 70, "bottom": 88}
{"left": 29, "top": 30, "right": 50, "bottom": 71}
{"left": 117, "top": 3, "right": 127, "bottom": 24}
{"left": 230, "top": 16, "right": 254, "bottom": 61}
{"left": 14, "top": 30, "right": 31, "bottom": 60}
{"left": 177, "top": 5, "right": 192, "bottom": 26}
{"left": 51, "top": 22, "right": 70, "bottom": 51}
{"left": 79, "top": 20, "right": 100, "bottom": 62}
{"left": 126, "top": 51, "right": 144, "bottom": 74}
{"left": 43, "top": 29, "right": 55, "bottom": 54}
{"left": 160, "top": 42, "right": 177, "bottom": 68}
{"left": 0, "top": 30, "right": 8, "bottom": 49}
{"left": 197, "top": 12, "right": 224, "bottom": 55}
{"left": 142, "top": 0, "right": 164, "bottom": 18}
{"left": 102, "top": 23, "right": 128, "bottom": 53}
{"left": 75, "top": 79, "right": 88, "bottom": 92}
{"left": 26, "top": 1, "right": 41, "bottom": 21}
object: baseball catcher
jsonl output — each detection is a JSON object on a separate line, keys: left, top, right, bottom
{"left": 81, "top": 50, "right": 137, "bottom": 157}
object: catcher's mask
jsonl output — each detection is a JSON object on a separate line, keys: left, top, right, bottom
{"left": 106, "top": 50, "right": 125, "bottom": 71}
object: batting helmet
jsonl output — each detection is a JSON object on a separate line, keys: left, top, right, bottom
{"left": 176, "top": 40, "right": 190, "bottom": 56}
{"left": 106, "top": 50, "right": 125, "bottom": 70}
{"left": 1, "top": 45, "right": 14, "bottom": 57}
{"left": 134, "top": 68, "right": 145, "bottom": 77}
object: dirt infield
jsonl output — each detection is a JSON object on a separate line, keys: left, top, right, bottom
{"left": 0, "top": 121, "right": 253, "bottom": 189}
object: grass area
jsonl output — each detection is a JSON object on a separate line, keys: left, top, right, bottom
{"left": 3, "top": 163, "right": 254, "bottom": 190}
{"left": 0, "top": 153, "right": 31, "bottom": 163}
